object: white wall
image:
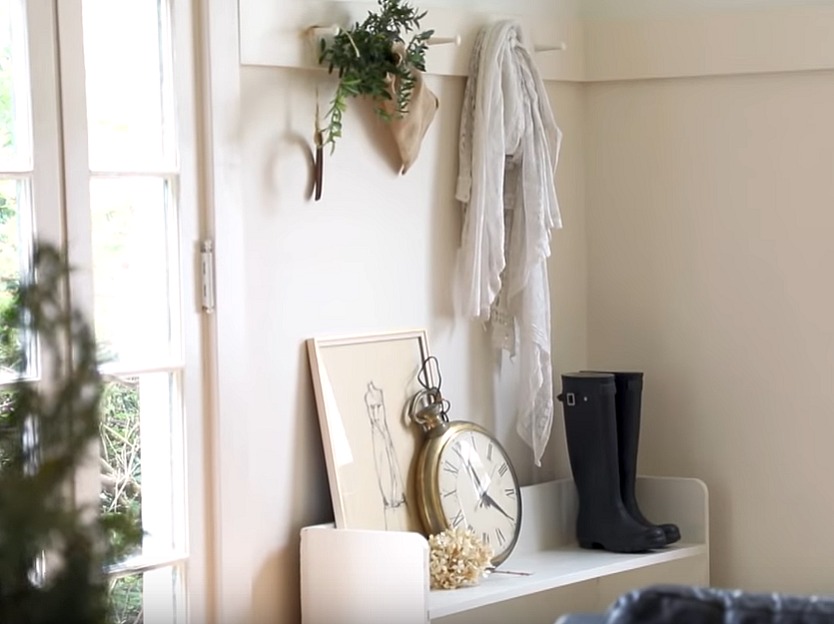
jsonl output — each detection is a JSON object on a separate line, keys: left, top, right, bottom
{"left": 222, "top": 5, "right": 834, "bottom": 619}
{"left": 236, "top": 66, "right": 587, "bottom": 623}
{"left": 582, "top": 0, "right": 834, "bottom": 18}
{"left": 586, "top": 70, "right": 834, "bottom": 594}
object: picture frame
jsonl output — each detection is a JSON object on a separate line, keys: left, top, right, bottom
{"left": 307, "top": 329, "right": 431, "bottom": 532}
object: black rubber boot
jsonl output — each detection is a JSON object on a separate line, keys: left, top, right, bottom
{"left": 612, "top": 372, "right": 681, "bottom": 546}
{"left": 558, "top": 373, "right": 666, "bottom": 553}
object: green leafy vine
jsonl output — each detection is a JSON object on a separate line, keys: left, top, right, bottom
{"left": 318, "top": 0, "right": 434, "bottom": 149}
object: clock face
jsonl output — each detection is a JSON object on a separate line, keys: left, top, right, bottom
{"left": 436, "top": 428, "right": 521, "bottom": 562}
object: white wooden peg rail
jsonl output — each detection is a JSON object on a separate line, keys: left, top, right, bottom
{"left": 534, "top": 42, "right": 567, "bottom": 53}
{"left": 243, "top": 1, "right": 834, "bottom": 83}
{"left": 242, "top": 2, "right": 581, "bottom": 81}
{"left": 427, "top": 34, "right": 462, "bottom": 47}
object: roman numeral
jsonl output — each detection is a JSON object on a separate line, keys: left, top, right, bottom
{"left": 451, "top": 510, "right": 464, "bottom": 528}
{"left": 487, "top": 443, "right": 493, "bottom": 462}
{"left": 470, "top": 432, "right": 477, "bottom": 451}
{"left": 443, "top": 460, "right": 459, "bottom": 475}
{"left": 442, "top": 489, "right": 457, "bottom": 499}
{"left": 498, "top": 462, "right": 508, "bottom": 477}
{"left": 496, "top": 527, "right": 506, "bottom": 545}
{"left": 504, "top": 488, "right": 516, "bottom": 499}
{"left": 482, "top": 532, "right": 490, "bottom": 545}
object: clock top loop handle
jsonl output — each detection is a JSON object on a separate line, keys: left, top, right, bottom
{"left": 411, "top": 355, "right": 452, "bottom": 434}
{"left": 418, "top": 355, "right": 442, "bottom": 393}
{"left": 408, "top": 388, "right": 450, "bottom": 433}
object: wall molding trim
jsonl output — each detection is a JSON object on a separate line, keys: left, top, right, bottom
{"left": 585, "top": 7, "right": 834, "bottom": 82}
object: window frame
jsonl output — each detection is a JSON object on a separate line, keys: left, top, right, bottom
{"left": 197, "top": 0, "right": 254, "bottom": 620}
{"left": 14, "top": 0, "right": 212, "bottom": 620}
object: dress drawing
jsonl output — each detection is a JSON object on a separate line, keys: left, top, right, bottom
{"left": 364, "top": 381, "right": 408, "bottom": 529}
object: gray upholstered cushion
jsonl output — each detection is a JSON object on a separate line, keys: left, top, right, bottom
{"left": 608, "top": 585, "right": 834, "bottom": 624}
{"left": 554, "top": 615, "right": 607, "bottom": 624}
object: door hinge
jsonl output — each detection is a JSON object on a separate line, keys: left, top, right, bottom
{"left": 200, "top": 239, "right": 215, "bottom": 314}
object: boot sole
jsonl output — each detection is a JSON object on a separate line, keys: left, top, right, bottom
{"left": 578, "top": 539, "right": 661, "bottom": 553}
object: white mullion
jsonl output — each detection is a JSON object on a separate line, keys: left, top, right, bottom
{"left": 105, "top": 551, "right": 189, "bottom": 579}
{"left": 0, "top": 167, "right": 34, "bottom": 177}
{"left": 0, "top": 353, "right": 39, "bottom": 385}
{"left": 25, "top": 0, "right": 64, "bottom": 435}
{"left": 169, "top": 0, "right": 211, "bottom": 621}
{"left": 26, "top": 0, "right": 63, "bottom": 248}
{"left": 159, "top": 0, "right": 178, "bottom": 170}
{"left": 162, "top": 173, "right": 187, "bottom": 566}
{"left": 100, "top": 361, "right": 185, "bottom": 379}
{"left": 166, "top": 174, "right": 184, "bottom": 365}
{"left": 55, "top": 0, "right": 93, "bottom": 325}
{"left": 0, "top": 378, "right": 37, "bottom": 391}
{"left": 90, "top": 169, "right": 180, "bottom": 178}
{"left": 21, "top": 0, "right": 69, "bottom": 590}
{"left": 11, "top": 0, "right": 33, "bottom": 169}
{"left": 54, "top": 0, "right": 100, "bottom": 517}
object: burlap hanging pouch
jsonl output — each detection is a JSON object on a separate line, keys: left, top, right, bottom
{"left": 384, "top": 45, "right": 439, "bottom": 174}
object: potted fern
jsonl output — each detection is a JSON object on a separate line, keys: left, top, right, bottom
{"left": 0, "top": 244, "right": 141, "bottom": 623}
{"left": 318, "top": 0, "right": 439, "bottom": 172}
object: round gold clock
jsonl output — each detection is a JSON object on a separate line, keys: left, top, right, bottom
{"left": 410, "top": 388, "right": 522, "bottom": 566}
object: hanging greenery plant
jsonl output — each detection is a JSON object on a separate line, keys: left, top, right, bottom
{"left": 318, "top": 0, "right": 434, "bottom": 149}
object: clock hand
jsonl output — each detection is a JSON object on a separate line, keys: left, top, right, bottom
{"left": 455, "top": 446, "right": 490, "bottom": 497}
{"left": 463, "top": 458, "right": 489, "bottom": 498}
{"left": 480, "top": 491, "right": 515, "bottom": 522}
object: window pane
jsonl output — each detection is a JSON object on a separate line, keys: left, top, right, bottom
{"left": 0, "top": 388, "right": 15, "bottom": 470}
{"left": 90, "top": 177, "right": 178, "bottom": 367}
{"left": 107, "top": 566, "right": 184, "bottom": 624}
{"left": 0, "top": 178, "right": 32, "bottom": 379}
{"left": 82, "top": 0, "right": 174, "bottom": 169}
{"left": 108, "top": 572, "right": 143, "bottom": 624}
{"left": 100, "top": 377, "right": 142, "bottom": 554}
{"left": 0, "top": 0, "right": 32, "bottom": 169}
{"left": 100, "top": 373, "right": 182, "bottom": 557}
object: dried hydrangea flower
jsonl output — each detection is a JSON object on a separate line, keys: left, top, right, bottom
{"left": 428, "top": 527, "right": 494, "bottom": 590}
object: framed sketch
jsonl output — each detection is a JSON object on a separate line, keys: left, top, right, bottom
{"left": 307, "top": 330, "right": 431, "bottom": 532}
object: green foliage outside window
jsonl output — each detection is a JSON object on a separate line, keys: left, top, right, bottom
{"left": 100, "top": 381, "right": 143, "bottom": 624}
{"left": 107, "top": 574, "right": 143, "bottom": 624}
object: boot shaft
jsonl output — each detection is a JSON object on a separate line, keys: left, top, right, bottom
{"left": 610, "top": 372, "right": 643, "bottom": 496}
{"left": 561, "top": 372, "right": 616, "bottom": 408}
{"left": 581, "top": 370, "right": 644, "bottom": 486}
{"left": 612, "top": 372, "right": 643, "bottom": 431}
{"left": 583, "top": 370, "right": 643, "bottom": 416}
{"left": 559, "top": 373, "right": 622, "bottom": 512}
